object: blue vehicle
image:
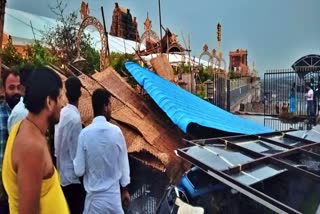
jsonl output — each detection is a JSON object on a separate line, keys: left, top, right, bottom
{"left": 177, "top": 166, "right": 236, "bottom": 213}
{"left": 178, "top": 166, "right": 227, "bottom": 199}
{"left": 157, "top": 167, "right": 232, "bottom": 213}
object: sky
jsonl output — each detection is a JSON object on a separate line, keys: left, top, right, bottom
{"left": 7, "top": 0, "right": 320, "bottom": 76}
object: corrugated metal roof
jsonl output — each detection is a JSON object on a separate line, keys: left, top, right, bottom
{"left": 125, "top": 62, "right": 272, "bottom": 135}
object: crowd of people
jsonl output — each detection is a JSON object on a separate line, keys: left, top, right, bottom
{"left": 0, "top": 66, "right": 131, "bottom": 214}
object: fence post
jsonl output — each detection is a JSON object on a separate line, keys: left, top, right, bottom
{"left": 227, "top": 79, "right": 230, "bottom": 111}
{"left": 264, "top": 72, "right": 266, "bottom": 116}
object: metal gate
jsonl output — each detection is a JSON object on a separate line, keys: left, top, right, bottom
{"left": 203, "top": 72, "right": 228, "bottom": 110}
{"left": 263, "top": 67, "right": 320, "bottom": 130}
{"left": 263, "top": 68, "right": 320, "bottom": 116}
{"left": 213, "top": 72, "right": 227, "bottom": 109}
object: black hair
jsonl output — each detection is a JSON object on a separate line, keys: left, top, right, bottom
{"left": 65, "top": 76, "right": 82, "bottom": 103}
{"left": 92, "top": 88, "right": 111, "bottom": 117}
{"left": 1, "top": 67, "right": 19, "bottom": 87}
{"left": 24, "top": 67, "right": 62, "bottom": 114}
{"left": 20, "top": 64, "right": 34, "bottom": 86}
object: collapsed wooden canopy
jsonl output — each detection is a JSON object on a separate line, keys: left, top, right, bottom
{"left": 61, "top": 66, "right": 189, "bottom": 180}
{"left": 150, "top": 54, "right": 175, "bottom": 81}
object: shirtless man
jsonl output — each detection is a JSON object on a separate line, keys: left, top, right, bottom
{"left": 2, "top": 67, "right": 69, "bottom": 214}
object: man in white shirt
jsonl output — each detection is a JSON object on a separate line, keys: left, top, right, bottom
{"left": 74, "top": 88, "right": 130, "bottom": 214}
{"left": 306, "top": 83, "right": 315, "bottom": 125}
{"left": 7, "top": 66, "right": 33, "bottom": 132}
{"left": 55, "top": 76, "right": 85, "bottom": 214}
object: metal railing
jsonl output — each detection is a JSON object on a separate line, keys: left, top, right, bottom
{"left": 201, "top": 76, "right": 260, "bottom": 111}
{"left": 264, "top": 117, "right": 307, "bottom": 131}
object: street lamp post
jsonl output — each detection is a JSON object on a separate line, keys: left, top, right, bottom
{"left": 101, "top": 6, "right": 110, "bottom": 57}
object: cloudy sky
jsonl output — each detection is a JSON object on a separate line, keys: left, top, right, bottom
{"left": 7, "top": 0, "right": 320, "bottom": 75}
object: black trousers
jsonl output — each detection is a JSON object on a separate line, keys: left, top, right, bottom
{"left": 62, "top": 184, "right": 86, "bottom": 214}
{"left": 0, "top": 179, "right": 9, "bottom": 214}
{"left": 0, "top": 199, "right": 9, "bottom": 214}
{"left": 307, "top": 100, "right": 316, "bottom": 126}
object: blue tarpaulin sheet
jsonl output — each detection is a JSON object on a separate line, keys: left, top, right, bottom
{"left": 125, "top": 62, "right": 272, "bottom": 135}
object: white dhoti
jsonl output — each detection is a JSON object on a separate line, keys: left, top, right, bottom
{"left": 83, "top": 190, "right": 124, "bottom": 214}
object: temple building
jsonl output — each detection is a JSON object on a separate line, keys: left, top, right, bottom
{"left": 229, "top": 49, "right": 249, "bottom": 76}
{"left": 138, "top": 15, "right": 184, "bottom": 55}
{"left": 110, "top": 2, "right": 139, "bottom": 42}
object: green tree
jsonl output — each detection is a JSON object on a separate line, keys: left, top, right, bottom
{"left": 228, "top": 70, "right": 241, "bottom": 79}
{"left": 80, "top": 41, "right": 100, "bottom": 74}
{"left": 183, "top": 65, "right": 191, "bottom": 73}
{"left": 111, "top": 52, "right": 136, "bottom": 73}
{"left": 25, "top": 41, "right": 58, "bottom": 67}
{"left": 196, "top": 66, "right": 214, "bottom": 83}
{"left": 111, "top": 52, "right": 137, "bottom": 87}
{"left": 0, "top": 40, "right": 24, "bottom": 67}
{"left": 197, "top": 84, "right": 205, "bottom": 98}
{"left": 43, "top": 0, "right": 99, "bottom": 74}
